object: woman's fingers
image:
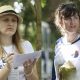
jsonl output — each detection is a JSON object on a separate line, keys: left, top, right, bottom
{"left": 23, "top": 59, "right": 37, "bottom": 74}
{"left": 5, "top": 53, "right": 14, "bottom": 67}
{"left": 23, "top": 58, "right": 37, "bottom": 67}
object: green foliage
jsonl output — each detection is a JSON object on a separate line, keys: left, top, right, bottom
{"left": 20, "top": 0, "right": 36, "bottom": 47}
{"left": 41, "top": 0, "right": 46, "bottom": 8}
{"left": 20, "top": 0, "right": 35, "bottom": 24}
{"left": 0, "top": 0, "right": 13, "bottom": 5}
{"left": 23, "top": 6, "right": 35, "bottom": 25}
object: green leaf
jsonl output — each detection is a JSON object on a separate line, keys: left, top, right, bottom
{"left": 41, "top": 0, "right": 46, "bottom": 8}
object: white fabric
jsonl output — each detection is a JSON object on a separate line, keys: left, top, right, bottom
{"left": 0, "top": 40, "right": 34, "bottom": 80}
{"left": 54, "top": 35, "right": 80, "bottom": 80}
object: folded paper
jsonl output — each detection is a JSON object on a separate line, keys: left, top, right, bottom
{"left": 13, "top": 50, "right": 42, "bottom": 68}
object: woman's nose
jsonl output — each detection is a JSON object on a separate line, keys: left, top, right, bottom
{"left": 8, "top": 20, "right": 14, "bottom": 25}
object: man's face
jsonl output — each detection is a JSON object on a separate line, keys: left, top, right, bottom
{"left": 60, "top": 14, "right": 80, "bottom": 33}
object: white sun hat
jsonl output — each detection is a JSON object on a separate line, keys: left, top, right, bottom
{"left": 0, "top": 5, "right": 23, "bottom": 24}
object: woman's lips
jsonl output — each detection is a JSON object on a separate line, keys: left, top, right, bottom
{"left": 6, "top": 28, "right": 14, "bottom": 31}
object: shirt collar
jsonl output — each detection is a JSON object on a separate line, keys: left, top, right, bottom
{"left": 62, "top": 34, "right": 80, "bottom": 45}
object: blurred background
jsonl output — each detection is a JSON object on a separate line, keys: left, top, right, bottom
{"left": 0, "top": 0, "right": 80, "bottom": 80}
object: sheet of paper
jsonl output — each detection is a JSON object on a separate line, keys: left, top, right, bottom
{"left": 13, "top": 50, "right": 42, "bottom": 68}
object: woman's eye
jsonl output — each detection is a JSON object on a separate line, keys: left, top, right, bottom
{"left": 3, "top": 18, "right": 9, "bottom": 22}
{"left": 2, "top": 18, "right": 17, "bottom": 23}
{"left": 12, "top": 19, "right": 17, "bottom": 22}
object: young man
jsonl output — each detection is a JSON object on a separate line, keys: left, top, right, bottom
{"left": 52, "top": 1, "right": 80, "bottom": 80}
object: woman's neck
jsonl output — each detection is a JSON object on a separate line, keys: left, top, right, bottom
{"left": 65, "top": 32, "right": 79, "bottom": 43}
{"left": 0, "top": 35, "right": 12, "bottom": 46}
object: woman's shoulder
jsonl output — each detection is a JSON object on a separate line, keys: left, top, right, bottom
{"left": 21, "top": 39, "right": 32, "bottom": 45}
{"left": 20, "top": 39, "right": 34, "bottom": 53}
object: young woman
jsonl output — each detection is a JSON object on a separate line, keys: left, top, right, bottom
{"left": 0, "top": 5, "right": 39, "bottom": 80}
{"left": 53, "top": 1, "right": 80, "bottom": 80}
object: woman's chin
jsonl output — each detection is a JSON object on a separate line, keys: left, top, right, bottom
{"left": 4, "top": 32, "right": 15, "bottom": 36}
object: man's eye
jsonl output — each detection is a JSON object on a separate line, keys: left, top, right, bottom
{"left": 74, "top": 16, "right": 79, "bottom": 19}
{"left": 64, "top": 18, "right": 69, "bottom": 20}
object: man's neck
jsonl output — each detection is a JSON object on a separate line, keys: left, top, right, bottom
{"left": 65, "top": 32, "right": 78, "bottom": 43}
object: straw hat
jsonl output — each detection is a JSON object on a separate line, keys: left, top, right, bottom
{"left": 0, "top": 5, "right": 22, "bottom": 24}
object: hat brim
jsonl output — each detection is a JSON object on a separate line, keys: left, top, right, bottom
{"left": 0, "top": 12, "right": 23, "bottom": 24}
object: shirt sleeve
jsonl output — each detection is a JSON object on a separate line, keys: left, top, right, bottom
{"left": 21, "top": 40, "right": 34, "bottom": 54}
{"left": 54, "top": 39, "right": 65, "bottom": 80}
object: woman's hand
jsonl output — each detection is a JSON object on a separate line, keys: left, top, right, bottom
{"left": 0, "top": 53, "right": 14, "bottom": 80}
{"left": 23, "top": 59, "right": 37, "bottom": 75}
{"left": 4, "top": 53, "right": 14, "bottom": 70}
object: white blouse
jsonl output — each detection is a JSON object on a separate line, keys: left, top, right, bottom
{"left": 0, "top": 40, "right": 34, "bottom": 80}
{"left": 54, "top": 36, "right": 80, "bottom": 80}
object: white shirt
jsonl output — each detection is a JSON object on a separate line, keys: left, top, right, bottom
{"left": 0, "top": 40, "right": 34, "bottom": 80}
{"left": 54, "top": 35, "right": 80, "bottom": 80}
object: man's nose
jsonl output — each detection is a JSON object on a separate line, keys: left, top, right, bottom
{"left": 70, "top": 17, "right": 74, "bottom": 24}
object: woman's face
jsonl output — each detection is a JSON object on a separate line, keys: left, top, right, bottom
{"left": 0, "top": 14, "right": 18, "bottom": 36}
{"left": 61, "top": 14, "right": 80, "bottom": 33}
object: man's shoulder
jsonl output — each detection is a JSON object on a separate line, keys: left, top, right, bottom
{"left": 56, "top": 37, "right": 62, "bottom": 45}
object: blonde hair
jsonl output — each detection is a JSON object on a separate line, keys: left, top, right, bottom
{"left": 12, "top": 24, "right": 23, "bottom": 54}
